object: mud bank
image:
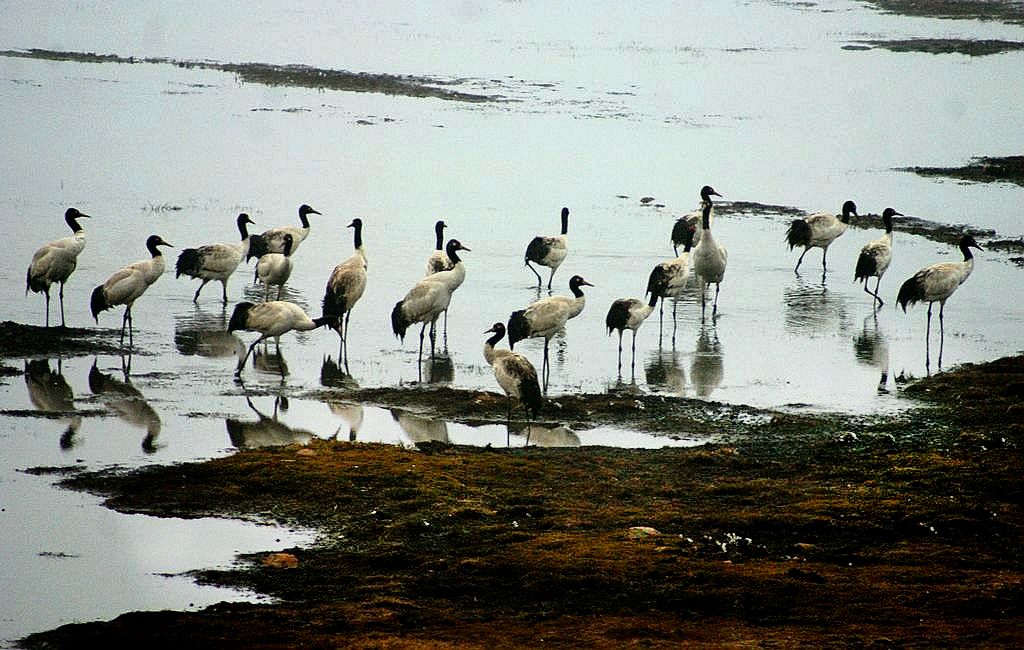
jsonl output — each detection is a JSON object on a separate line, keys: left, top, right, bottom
{"left": 14, "top": 353, "right": 1024, "bottom": 648}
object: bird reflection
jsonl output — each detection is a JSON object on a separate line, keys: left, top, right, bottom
{"left": 783, "top": 276, "right": 851, "bottom": 336}
{"left": 173, "top": 307, "right": 244, "bottom": 358}
{"left": 511, "top": 423, "right": 580, "bottom": 447}
{"left": 24, "top": 358, "right": 82, "bottom": 449}
{"left": 226, "top": 393, "right": 315, "bottom": 449}
{"left": 328, "top": 400, "right": 364, "bottom": 442}
{"left": 691, "top": 326, "right": 724, "bottom": 399}
{"left": 853, "top": 314, "right": 890, "bottom": 393}
{"left": 390, "top": 408, "right": 449, "bottom": 444}
{"left": 252, "top": 346, "right": 289, "bottom": 377}
{"left": 320, "top": 355, "right": 359, "bottom": 389}
{"left": 421, "top": 353, "right": 454, "bottom": 385}
{"left": 87, "top": 355, "right": 162, "bottom": 453}
{"left": 645, "top": 347, "right": 686, "bottom": 396}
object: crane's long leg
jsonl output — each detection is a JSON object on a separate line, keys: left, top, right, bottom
{"left": 938, "top": 302, "right": 946, "bottom": 369}
{"left": 417, "top": 322, "right": 427, "bottom": 364}
{"left": 616, "top": 330, "right": 624, "bottom": 375}
{"left": 525, "top": 261, "right": 542, "bottom": 287}
{"left": 626, "top": 327, "right": 634, "bottom": 374}
{"left": 58, "top": 283, "right": 66, "bottom": 327}
{"left": 220, "top": 279, "right": 228, "bottom": 304}
{"left": 925, "top": 303, "right": 933, "bottom": 371}
{"left": 236, "top": 336, "right": 265, "bottom": 375}
{"left": 546, "top": 267, "right": 555, "bottom": 292}
{"left": 822, "top": 247, "right": 829, "bottom": 272}
{"left": 873, "top": 277, "right": 884, "bottom": 308}
{"left": 44, "top": 289, "right": 51, "bottom": 327}
{"left": 193, "top": 279, "right": 208, "bottom": 303}
{"left": 795, "top": 248, "right": 809, "bottom": 272}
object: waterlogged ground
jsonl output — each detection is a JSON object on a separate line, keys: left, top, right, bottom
{"left": 14, "top": 354, "right": 1024, "bottom": 648}
{"left": 2, "top": 0, "right": 1024, "bottom": 646}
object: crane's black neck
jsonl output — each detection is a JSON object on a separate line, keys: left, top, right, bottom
{"left": 434, "top": 221, "right": 445, "bottom": 250}
{"left": 882, "top": 213, "right": 893, "bottom": 234}
{"left": 569, "top": 279, "right": 587, "bottom": 298}
{"left": 960, "top": 239, "right": 975, "bottom": 261}
{"left": 237, "top": 214, "right": 251, "bottom": 241}
{"left": 840, "top": 201, "right": 857, "bottom": 224}
{"left": 486, "top": 328, "right": 505, "bottom": 348}
{"left": 647, "top": 292, "right": 659, "bottom": 308}
{"left": 700, "top": 203, "right": 712, "bottom": 230}
{"left": 146, "top": 237, "right": 164, "bottom": 257}
{"left": 298, "top": 205, "right": 317, "bottom": 229}
{"left": 351, "top": 220, "right": 363, "bottom": 250}
{"left": 65, "top": 210, "right": 85, "bottom": 233}
{"left": 446, "top": 241, "right": 462, "bottom": 265}
{"left": 560, "top": 207, "right": 569, "bottom": 235}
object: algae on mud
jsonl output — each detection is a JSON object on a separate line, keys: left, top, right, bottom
{"left": 16, "top": 356, "right": 1024, "bottom": 648}
{"left": 0, "top": 48, "right": 499, "bottom": 103}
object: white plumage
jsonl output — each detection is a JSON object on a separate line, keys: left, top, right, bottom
{"left": 425, "top": 220, "right": 452, "bottom": 275}
{"left": 524, "top": 206, "right": 569, "bottom": 290}
{"left": 786, "top": 199, "right": 857, "bottom": 273}
{"left": 391, "top": 240, "right": 470, "bottom": 363}
{"left": 671, "top": 185, "right": 720, "bottom": 254}
{"left": 605, "top": 293, "right": 659, "bottom": 373}
{"left": 246, "top": 203, "right": 321, "bottom": 262}
{"left": 26, "top": 207, "right": 90, "bottom": 327}
{"left": 90, "top": 235, "right": 172, "bottom": 345}
{"left": 648, "top": 221, "right": 696, "bottom": 331}
{"left": 483, "top": 322, "right": 543, "bottom": 428}
{"left": 175, "top": 212, "right": 255, "bottom": 304}
{"left": 256, "top": 233, "right": 294, "bottom": 301}
{"left": 897, "top": 234, "right": 982, "bottom": 369}
{"left": 323, "top": 218, "right": 368, "bottom": 359}
{"left": 854, "top": 207, "right": 901, "bottom": 308}
{"left": 507, "top": 274, "right": 593, "bottom": 382}
{"left": 228, "top": 300, "right": 337, "bottom": 375}
{"left": 691, "top": 202, "right": 728, "bottom": 317}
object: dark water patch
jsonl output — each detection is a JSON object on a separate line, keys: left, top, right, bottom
{"left": 898, "top": 155, "right": 1024, "bottom": 187}
{"left": 845, "top": 38, "right": 1024, "bottom": 56}
{"left": 0, "top": 321, "right": 127, "bottom": 358}
{"left": 0, "top": 48, "right": 500, "bottom": 103}
{"left": 860, "top": 0, "right": 1024, "bottom": 25}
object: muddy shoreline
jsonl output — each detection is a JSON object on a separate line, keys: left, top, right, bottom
{"left": 7, "top": 318, "right": 1024, "bottom": 647}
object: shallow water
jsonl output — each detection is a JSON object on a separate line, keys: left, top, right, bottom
{"left": 2, "top": 0, "right": 1024, "bottom": 643}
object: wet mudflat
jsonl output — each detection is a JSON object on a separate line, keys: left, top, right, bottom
{"left": 16, "top": 354, "right": 1024, "bottom": 648}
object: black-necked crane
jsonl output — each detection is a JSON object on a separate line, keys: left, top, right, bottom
{"left": 606, "top": 292, "right": 658, "bottom": 375}
{"left": 26, "top": 207, "right": 91, "bottom": 327}
{"left": 524, "top": 206, "right": 569, "bottom": 290}
{"left": 228, "top": 300, "right": 338, "bottom": 376}
{"left": 425, "top": 220, "right": 456, "bottom": 338}
{"left": 425, "top": 220, "right": 452, "bottom": 275}
{"left": 671, "top": 185, "right": 721, "bottom": 254}
{"left": 256, "top": 233, "right": 294, "bottom": 301}
{"left": 854, "top": 207, "right": 902, "bottom": 308}
{"left": 176, "top": 212, "right": 255, "bottom": 304}
{"left": 648, "top": 222, "right": 696, "bottom": 333}
{"left": 786, "top": 199, "right": 857, "bottom": 274}
{"left": 508, "top": 274, "right": 593, "bottom": 384}
{"left": 90, "top": 234, "right": 172, "bottom": 345}
{"left": 323, "top": 218, "right": 367, "bottom": 361}
{"left": 483, "top": 322, "right": 542, "bottom": 441}
{"left": 896, "top": 234, "right": 982, "bottom": 370}
{"left": 246, "top": 203, "right": 321, "bottom": 263}
{"left": 391, "top": 240, "right": 470, "bottom": 364}
{"left": 691, "top": 201, "right": 728, "bottom": 318}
